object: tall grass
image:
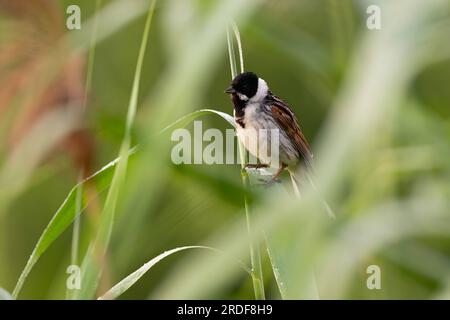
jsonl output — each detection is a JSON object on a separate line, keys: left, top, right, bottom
{"left": 227, "top": 23, "right": 265, "bottom": 300}
{"left": 0, "top": 0, "right": 149, "bottom": 218}
{"left": 10, "top": 0, "right": 262, "bottom": 299}
{"left": 11, "top": 0, "right": 157, "bottom": 299}
{"left": 68, "top": 0, "right": 102, "bottom": 300}
{"left": 74, "top": 0, "right": 157, "bottom": 299}
{"left": 3, "top": 0, "right": 450, "bottom": 300}
{"left": 146, "top": 0, "right": 450, "bottom": 300}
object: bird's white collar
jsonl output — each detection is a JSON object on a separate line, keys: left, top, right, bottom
{"left": 249, "top": 78, "right": 268, "bottom": 103}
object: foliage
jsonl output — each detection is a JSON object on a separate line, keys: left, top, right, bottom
{"left": 0, "top": 0, "right": 449, "bottom": 300}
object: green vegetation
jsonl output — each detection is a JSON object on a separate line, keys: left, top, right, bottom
{"left": 0, "top": 0, "right": 449, "bottom": 300}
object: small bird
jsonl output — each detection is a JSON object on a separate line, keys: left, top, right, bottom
{"left": 225, "top": 71, "right": 313, "bottom": 183}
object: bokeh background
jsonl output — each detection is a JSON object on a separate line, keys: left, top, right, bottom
{"left": 0, "top": 0, "right": 449, "bottom": 300}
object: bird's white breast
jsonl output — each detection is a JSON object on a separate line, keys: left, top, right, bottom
{"left": 235, "top": 103, "right": 299, "bottom": 168}
{"left": 235, "top": 103, "right": 275, "bottom": 166}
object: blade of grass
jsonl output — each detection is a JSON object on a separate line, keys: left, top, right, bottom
{"left": 0, "top": 0, "right": 151, "bottom": 219}
{"left": 149, "top": 0, "right": 450, "bottom": 300}
{"left": 111, "top": 1, "right": 261, "bottom": 295}
{"left": 83, "top": 0, "right": 102, "bottom": 107}
{"left": 231, "top": 22, "right": 245, "bottom": 73}
{"left": 226, "top": 28, "right": 238, "bottom": 80}
{"left": 160, "top": 109, "right": 235, "bottom": 133}
{"left": 230, "top": 21, "right": 322, "bottom": 300}
{"left": 227, "top": 23, "right": 265, "bottom": 300}
{"left": 12, "top": 0, "right": 259, "bottom": 298}
{"left": 67, "top": 0, "right": 102, "bottom": 301}
{"left": 11, "top": 155, "right": 121, "bottom": 298}
{"left": 98, "top": 246, "right": 251, "bottom": 300}
{"left": 67, "top": 172, "right": 83, "bottom": 300}
{"left": 75, "top": 0, "right": 157, "bottom": 299}
{"left": 11, "top": 108, "right": 235, "bottom": 298}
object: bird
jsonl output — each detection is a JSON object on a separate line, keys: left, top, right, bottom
{"left": 225, "top": 71, "right": 313, "bottom": 184}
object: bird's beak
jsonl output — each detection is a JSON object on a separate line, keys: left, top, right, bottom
{"left": 224, "top": 86, "right": 236, "bottom": 94}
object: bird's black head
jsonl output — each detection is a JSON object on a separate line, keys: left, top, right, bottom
{"left": 225, "top": 72, "right": 259, "bottom": 101}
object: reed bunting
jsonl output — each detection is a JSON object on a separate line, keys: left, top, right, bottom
{"left": 225, "top": 71, "right": 313, "bottom": 182}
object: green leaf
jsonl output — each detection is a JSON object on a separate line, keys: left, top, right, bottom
{"left": 98, "top": 246, "right": 249, "bottom": 300}
{"left": 265, "top": 231, "right": 319, "bottom": 299}
{"left": 227, "top": 21, "right": 265, "bottom": 300}
{"left": 12, "top": 108, "right": 235, "bottom": 299}
{"left": 75, "top": 0, "right": 157, "bottom": 299}
{"left": 161, "top": 109, "right": 235, "bottom": 132}
{"left": 76, "top": 108, "right": 235, "bottom": 300}
{"left": 11, "top": 155, "right": 123, "bottom": 298}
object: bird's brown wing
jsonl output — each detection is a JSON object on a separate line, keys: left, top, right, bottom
{"left": 269, "top": 95, "right": 313, "bottom": 170}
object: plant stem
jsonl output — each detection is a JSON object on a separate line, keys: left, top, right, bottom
{"left": 76, "top": 0, "right": 157, "bottom": 299}
{"left": 227, "top": 24, "right": 265, "bottom": 300}
{"left": 67, "top": 0, "right": 102, "bottom": 300}
{"left": 241, "top": 154, "right": 265, "bottom": 300}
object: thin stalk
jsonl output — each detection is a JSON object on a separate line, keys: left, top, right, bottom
{"left": 66, "top": 173, "right": 83, "bottom": 300}
{"left": 71, "top": 182, "right": 82, "bottom": 265}
{"left": 67, "top": 0, "right": 102, "bottom": 300}
{"left": 76, "top": 0, "right": 157, "bottom": 299}
{"left": 289, "top": 172, "right": 301, "bottom": 198}
{"left": 83, "top": 0, "right": 102, "bottom": 110}
{"left": 227, "top": 25, "right": 265, "bottom": 300}
{"left": 231, "top": 22, "right": 245, "bottom": 73}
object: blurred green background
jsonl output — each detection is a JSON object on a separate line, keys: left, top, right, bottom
{"left": 0, "top": 0, "right": 449, "bottom": 300}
